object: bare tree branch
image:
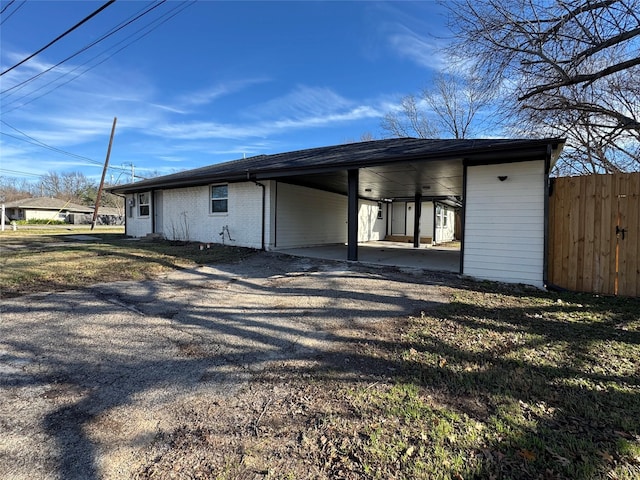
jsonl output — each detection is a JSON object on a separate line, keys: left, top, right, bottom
{"left": 446, "top": 0, "right": 640, "bottom": 173}
{"left": 518, "top": 56, "right": 640, "bottom": 100}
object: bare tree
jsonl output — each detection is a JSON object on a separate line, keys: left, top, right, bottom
{"left": 382, "top": 94, "right": 439, "bottom": 138}
{"left": 446, "top": 0, "right": 640, "bottom": 173}
{"left": 0, "top": 177, "right": 34, "bottom": 202}
{"left": 381, "top": 73, "right": 491, "bottom": 139}
{"left": 37, "top": 171, "right": 96, "bottom": 204}
{"left": 425, "top": 73, "right": 492, "bottom": 139}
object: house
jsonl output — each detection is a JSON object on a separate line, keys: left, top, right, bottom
{"left": 3, "top": 197, "right": 124, "bottom": 225}
{"left": 109, "top": 137, "right": 565, "bottom": 288}
{"left": 3, "top": 197, "right": 94, "bottom": 223}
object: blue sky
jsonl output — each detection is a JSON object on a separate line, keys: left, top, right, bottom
{"left": 1, "top": 1, "right": 456, "bottom": 185}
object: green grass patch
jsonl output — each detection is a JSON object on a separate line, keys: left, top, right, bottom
{"left": 319, "top": 286, "right": 640, "bottom": 479}
{"left": 15, "top": 219, "right": 67, "bottom": 225}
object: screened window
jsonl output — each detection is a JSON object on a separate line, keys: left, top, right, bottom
{"left": 377, "top": 202, "right": 383, "bottom": 220}
{"left": 138, "top": 192, "right": 150, "bottom": 216}
{"left": 211, "top": 185, "right": 228, "bottom": 213}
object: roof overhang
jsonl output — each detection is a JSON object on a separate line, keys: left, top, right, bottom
{"left": 109, "top": 138, "right": 565, "bottom": 200}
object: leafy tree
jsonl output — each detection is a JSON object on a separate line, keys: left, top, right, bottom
{"left": 445, "top": 0, "right": 640, "bottom": 174}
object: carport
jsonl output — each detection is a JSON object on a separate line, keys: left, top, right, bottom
{"left": 112, "top": 137, "right": 564, "bottom": 287}
{"left": 246, "top": 138, "right": 563, "bottom": 283}
{"left": 268, "top": 156, "right": 463, "bottom": 263}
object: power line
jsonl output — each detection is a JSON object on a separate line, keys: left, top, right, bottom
{"left": 0, "top": 121, "right": 134, "bottom": 176}
{"left": 1, "top": 120, "right": 102, "bottom": 164}
{"left": 1, "top": 1, "right": 165, "bottom": 96}
{"left": 0, "top": 167, "right": 44, "bottom": 178}
{"left": 1, "top": 1, "right": 195, "bottom": 112}
{"left": 0, "top": 0, "right": 25, "bottom": 26}
{"left": 0, "top": 0, "right": 116, "bottom": 77}
{"left": 0, "top": 0, "right": 15, "bottom": 15}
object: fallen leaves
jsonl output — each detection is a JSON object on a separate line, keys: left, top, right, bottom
{"left": 519, "top": 449, "right": 536, "bottom": 462}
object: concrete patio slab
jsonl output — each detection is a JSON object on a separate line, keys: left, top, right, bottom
{"left": 277, "top": 241, "right": 461, "bottom": 273}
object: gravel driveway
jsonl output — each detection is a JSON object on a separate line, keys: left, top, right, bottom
{"left": 0, "top": 252, "right": 452, "bottom": 479}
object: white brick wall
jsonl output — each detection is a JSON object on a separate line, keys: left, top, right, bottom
{"left": 161, "top": 182, "right": 267, "bottom": 249}
{"left": 463, "top": 160, "right": 545, "bottom": 287}
{"left": 125, "top": 182, "right": 271, "bottom": 249}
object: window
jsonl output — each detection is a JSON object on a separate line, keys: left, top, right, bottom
{"left": 377, "top": 202, "right": 383, "bottom": 220}
{"left": 138, "top": 192, "right": 150, "bottom": 216}
{"left": 211, "top": 184, "right": 228, "bottom": 213}
{"left": 436, "top": 204, "right": 447, "bottom": 228}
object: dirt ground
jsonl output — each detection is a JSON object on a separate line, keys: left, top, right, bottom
{"left": 0, "top": 252, "right": 454, "bottom": 479}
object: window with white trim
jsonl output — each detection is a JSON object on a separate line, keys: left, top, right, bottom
{"left": 436, "top": 204, "right": 447, "bottom": 228}
{"left": 138, "top": 192, "right": 150, "bottom": 217}
{"left": 211, "top": 184, "right": 228, "bottom": 213}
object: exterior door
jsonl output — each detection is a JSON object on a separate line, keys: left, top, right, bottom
{"left": 615, "top": 191, "right": 638, "bottom": 296}
{"left": 391, "top": 202, "right": 406, "bottom": 235}
{"left": 154, "top": 191, "right": 163, "bottom": 235}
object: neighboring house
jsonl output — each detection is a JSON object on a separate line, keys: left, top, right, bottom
{"left": 3, "top": 197, "right": 93, "bottom": 222}
{"left": 67, "top": 206, "right": 124, "bottom": 225}
{"left": 3, "top": 197, "right": 124, "bottom": 225}
{"left": 110, "top": 137, "right": 565, "bottom": 288}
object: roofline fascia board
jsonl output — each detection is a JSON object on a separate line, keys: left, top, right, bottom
{"left": 253, "top": 143, "right": 560, "bottom": 179}
{"left": 108, "top": 139, "right": 565, "bottom": 194}
{"left": 109, "top": 174, "right": 251, "bottom": 194}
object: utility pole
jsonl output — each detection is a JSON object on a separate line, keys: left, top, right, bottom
{"left": 122, "top": 162, "right": 135, "bottom": 182}
{"left": 91, "top": 117, "right": 117, "bottom": 230}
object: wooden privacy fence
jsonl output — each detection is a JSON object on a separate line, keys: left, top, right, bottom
{"left": 548, "top": 172, "right": 639, "bottom": 296}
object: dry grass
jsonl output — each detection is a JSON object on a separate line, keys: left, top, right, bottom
{"left": 0, "top": 230, "right": 254, "bottom": 298}
{"left": 2, "top": 229, "right": 638, "bottom": 479}
{"left": 134, "top": 284, "right": 640, "bottom": 480}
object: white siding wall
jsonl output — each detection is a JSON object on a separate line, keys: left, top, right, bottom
{"left": 24, "top": 209, "right": 68, "bottom": 221}
{"left": 275, "top": 183, "right": 347, "bottom": 248}
{"left": 358, "top": 200, "right": 386, "bottom": 241}
{"left": 274, "top": 183, "right": 387, "bottom": 248}
{"left": 398, "top": 201, "right": 435, "bottom": 240}
{"left": 464, "top": 160, "right": 545, "bottom": 287}
{"left": 421, "top": 202, "right": 435, "bottom": 239}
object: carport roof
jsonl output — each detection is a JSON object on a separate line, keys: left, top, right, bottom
{"left": 109, "top": 137, "right": 564, "bottom": 199}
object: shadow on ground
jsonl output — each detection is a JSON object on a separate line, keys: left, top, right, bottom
{"left": 0, "top": 252, "right": 638, "bottom": 479}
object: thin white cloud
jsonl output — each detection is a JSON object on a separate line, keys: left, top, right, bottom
{"left": 249, "top": 85, "right": 353, "bottom": 119}
{"left": 152, "top": 93, "right": 384, "bottom": 141}
{"left": 388, "top": 27, "right": 447, "bottom": 71}
{"left": 270, "top": 105, "right": 382, "bottom": 130}
{"left": 176, "top": 77, "right": 269, "bottom": 108}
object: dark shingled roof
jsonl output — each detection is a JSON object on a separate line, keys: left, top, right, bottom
{"left": 3, "top": 197, "right": 94, "bottom": 213}
{"left": 109, "top": 137, "right": 564, "bottom": 196}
